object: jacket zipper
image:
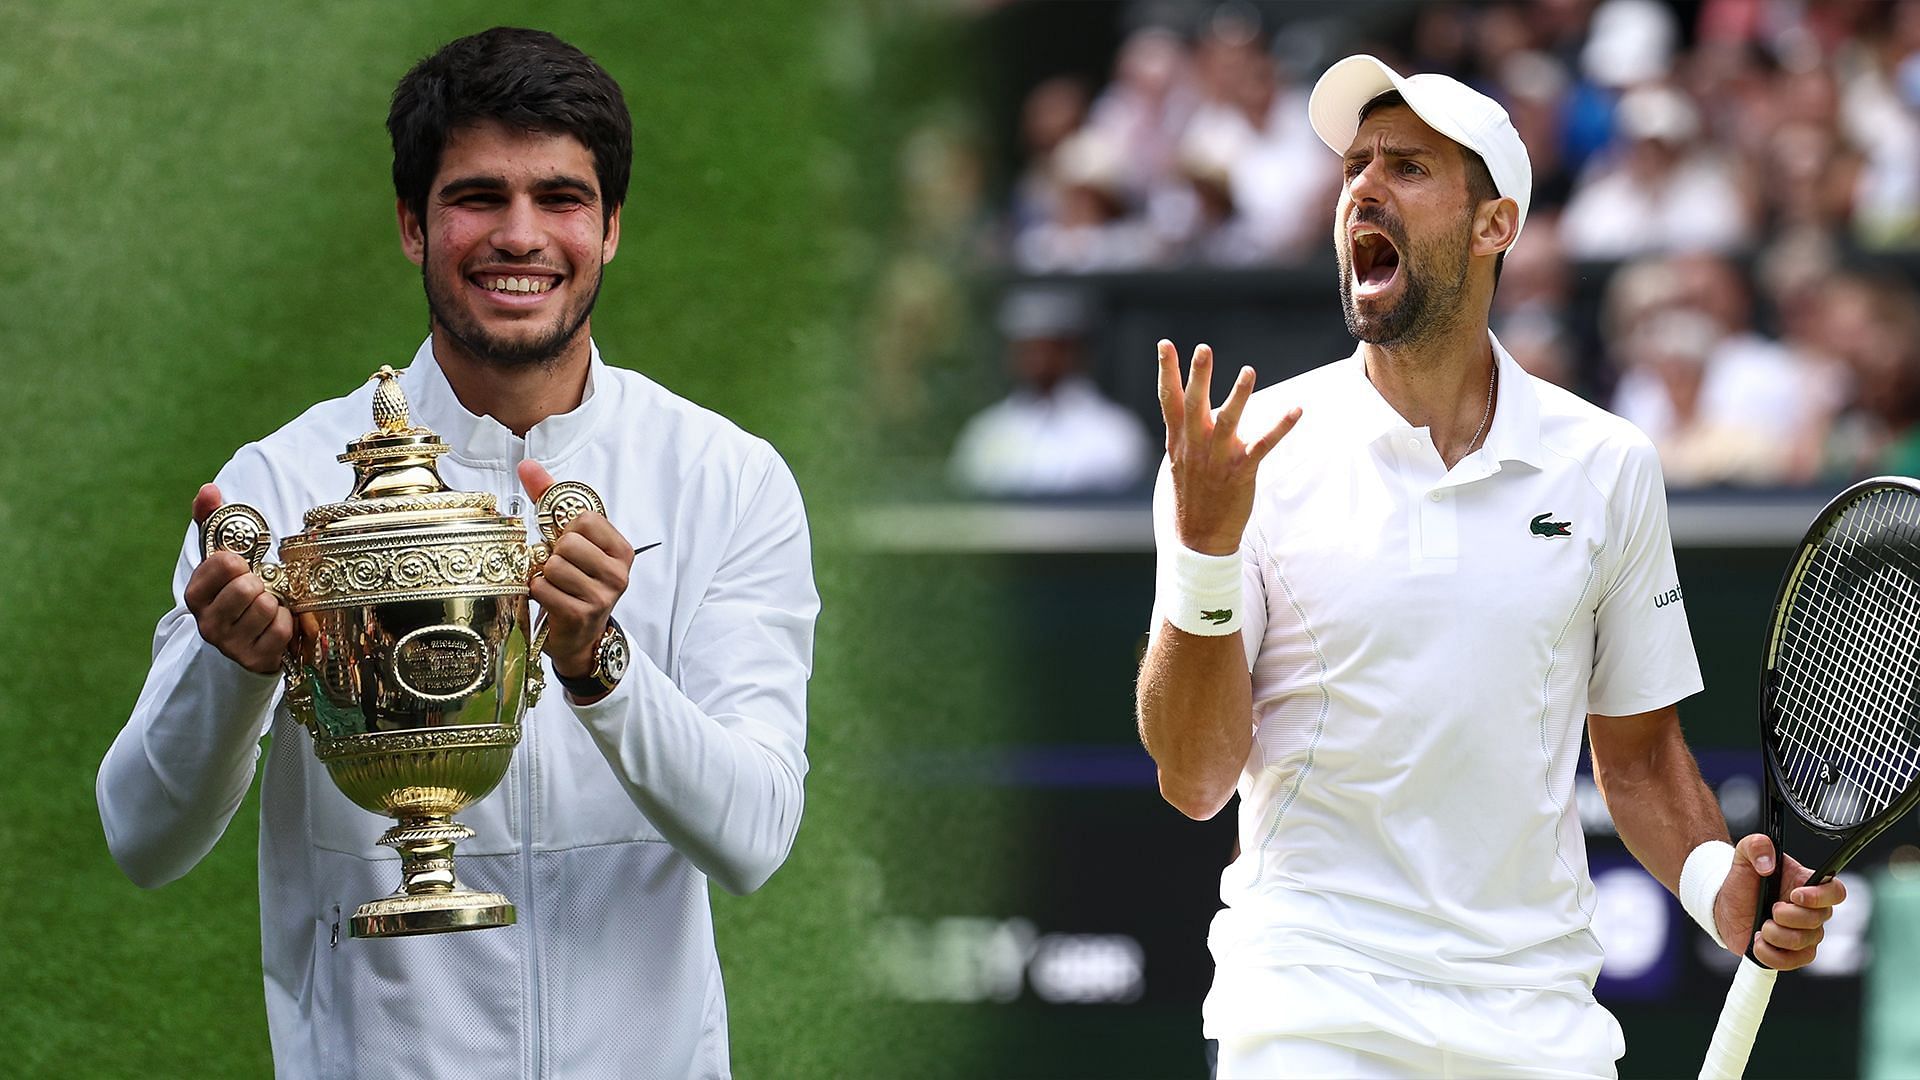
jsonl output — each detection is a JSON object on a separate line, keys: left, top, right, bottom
{"left": 510, "top": 464, "right": 544, "bottom": 1080}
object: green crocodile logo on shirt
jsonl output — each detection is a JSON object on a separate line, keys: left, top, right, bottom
{"left": 1200, "top": 608, "right": 1233, "bottom": 625}
{"left": 1530, "top": 512, "right": 1572, "bottom": 539}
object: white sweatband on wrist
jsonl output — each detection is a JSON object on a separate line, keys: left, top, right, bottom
{"left": 1680, "top": 839, "right": 1737, "bottom": 949}
{"left": 1161, "top": 545, "right": 1244, "bottom": 637}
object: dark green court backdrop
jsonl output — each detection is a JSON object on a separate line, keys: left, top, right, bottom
{"left": 0, "top": 3, "right": 897, "bottom": 1075}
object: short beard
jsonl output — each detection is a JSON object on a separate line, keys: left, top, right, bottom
{"left": 1338, "top": 210, "right": 1472, "bottom": 350}
{"left": 422, "top": 247, "right": 602, "bottom": 370}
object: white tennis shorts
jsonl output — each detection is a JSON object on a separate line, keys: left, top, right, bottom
{"left": 1209, "top": 966, "right": 1623, "bottom": 1079}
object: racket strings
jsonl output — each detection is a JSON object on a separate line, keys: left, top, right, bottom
{"left": 1774, "top": 532, "right": 1920, "bottom": 825}
{"left": 1770, "top": 486, "right": 1920, "bottom": 829}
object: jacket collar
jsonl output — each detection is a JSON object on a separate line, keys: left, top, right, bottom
{"left": 1338, "top": 330, "right": 1545, "bottom": 470}
{"left": 399, "top": 336, "right": 610, "bottom": 467}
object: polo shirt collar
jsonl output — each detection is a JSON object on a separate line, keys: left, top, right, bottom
{"left": 400, "top": 336, "right": 609, "bottom": 467}
{"left": 1339, "top": 330, "right": 1545, "bottom": 470}
{"left": 1481, "top": 331, "right": 1546, "bottom": 469}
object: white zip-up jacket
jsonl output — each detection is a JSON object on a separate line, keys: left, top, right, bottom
{"left": 98, "top": 339, "right": 817, "bottom": 1079}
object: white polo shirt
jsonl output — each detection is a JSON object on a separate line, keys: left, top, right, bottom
{"left": 1151, "top": 334, "right": 1703, "bottom": 1037}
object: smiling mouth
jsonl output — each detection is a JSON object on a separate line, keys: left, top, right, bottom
{"left": 470, "top": 273, "right": 560, "bottom": 296}
{"left": 1351, "top": 230, "right": 1401, "bottom": 295}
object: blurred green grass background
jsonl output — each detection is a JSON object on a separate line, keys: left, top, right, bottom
{"left": 0, "top": 2, "right": 893, "bottom": 1075}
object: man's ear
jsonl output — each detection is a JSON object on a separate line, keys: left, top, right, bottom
{"left": 601, "top": 204, "right": 622, "bottom": 265}
{"left": 1472, "top": 196, "right": 1519, "bottom": 259}
{"left": 398, "top": 198, "right": 426, "bottom": 266}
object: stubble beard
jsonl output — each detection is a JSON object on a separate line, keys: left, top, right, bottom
{"left": 1338, "top": 211, "right": 1473, "bottom": 352}
{"left": 422, "top": 242, "right": 603, "bottom": 370}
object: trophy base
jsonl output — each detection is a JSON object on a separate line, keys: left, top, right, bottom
{"left": 350, "top": 890, "right": 516, "bottom": 939}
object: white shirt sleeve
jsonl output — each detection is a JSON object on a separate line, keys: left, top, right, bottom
{"left": 97, "top": 448, "right": 286, "bottom": 888}
{"left": 1588, "top": 434, "right": 1705, "bottom": 716}
{"left": 1148, "top": 455, "right": 1267, "bottom": 672}
{"left": 567, "top": 446, "right": 817, "bottom": 896}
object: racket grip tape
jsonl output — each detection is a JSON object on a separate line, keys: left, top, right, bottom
{"left": 1698, "top": 958, "right": 1778, "bottom": 1079}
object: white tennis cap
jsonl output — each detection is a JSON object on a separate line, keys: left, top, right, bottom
{"left": 1308, "top": 54, "right": 1533, "bottom": 247}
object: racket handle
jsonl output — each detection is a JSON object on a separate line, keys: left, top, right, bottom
{"left": 1698, "top": 957, "right": 1779, "bottom": 1079}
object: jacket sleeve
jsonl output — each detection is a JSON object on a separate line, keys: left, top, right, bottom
{"left": 568, "top": 446, "right": 817, "bottom": 895}
{"left": 97, "top": 456, "right": 286, "bottom": 887}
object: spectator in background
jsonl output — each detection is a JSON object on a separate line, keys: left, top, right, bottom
{"left": 1491, "top": 213, "right": 1583, "bottom": 390}
{"left": 1084, "top": 27, "right": 1195, "bottom": 206}
{"left": 1011, "top": 76, "right": 1092, "bottom": 239}
{"left": 1811, "top": 275, "right": 1920, "bottom": 481}
{"left": 1561, "top": 83, "right": 1754, "bottom": 258}
{"left": 1840, "top": 0, "right": 1920, "bottom": 246}
{"left": 1159, "top": 123, "right": 1272, "bottom": 267}
{"left": 949, "top": 286, "right": 1151, "bottom": 496}
{"left": 1608, "top": 253, "right": 1831, "bottom": 485}
{"left": 1181, "top": 21, "right": 1334, "bottom": 261}
{"left": 1561, "top": 0, "right": 1679, "bottom": 173}
{"left": 1673, "top": 251, "right": 1836, "bottom": 437}
{"left": 1497, "top": 308, "right": 1579, "bottom": 389}
{"left": 1614, "top": 307, "right": 1789, "bottom": 486}
{"left": 1497, "top": 49, "right": 1576, "bottom": 209}
{"left": 1014, "top": 127, "right": 1160, "bottom": 273}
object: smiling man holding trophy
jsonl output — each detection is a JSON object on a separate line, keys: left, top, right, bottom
{"left": 97, "top": 27, "right": 817, "bottom": 1079}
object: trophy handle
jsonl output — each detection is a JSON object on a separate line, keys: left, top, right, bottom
{"left": 199, "top": 502, "right": 290, "bottom": 598}
{"left": 198, "top": 502, "right": 305, "bottom": 712}
{"left": 535, "top": 479, "right": 606, "bottom": 544}
{"left": 523, "top": 480, "right": 607, "bottom": 708}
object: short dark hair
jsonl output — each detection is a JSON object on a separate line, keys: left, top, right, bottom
{"left": 1357, "top": 90, "right": 1506, "bottom": 285}
{"left": 389, "top": 27, "right": 632, "bottom": 228}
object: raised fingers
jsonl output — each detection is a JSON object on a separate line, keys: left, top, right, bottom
{"left": 1157, "top": 340, "right": 1184, "bottom": 439}
{"left": 1183, "top": 343, "right": 1214, "bottom": 431}
{"left": 1214, "top": 366, "right": 1256, "bottom": 437}
{"left": 1247, "top": 406, "right": 1305, "bottom": 462}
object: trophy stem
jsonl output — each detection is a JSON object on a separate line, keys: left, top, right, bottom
{"left": 349, "top": 814, "right": 516, "bottom": 939}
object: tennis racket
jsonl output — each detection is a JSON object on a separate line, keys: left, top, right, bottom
{"left": 1700, "top": 476, "right": 1920, "bottom": 1078}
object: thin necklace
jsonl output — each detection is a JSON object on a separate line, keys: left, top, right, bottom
{"left": 1467, "top": 359, "right": 1496, "bottom": 453}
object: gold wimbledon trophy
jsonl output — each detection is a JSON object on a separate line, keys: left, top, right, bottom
{"left": 200, "top": 366, "right": 603, "bottom": 939}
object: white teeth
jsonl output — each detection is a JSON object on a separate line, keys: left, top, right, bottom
{"left": 484, "top": 276, "right": 554, "bottom": 294}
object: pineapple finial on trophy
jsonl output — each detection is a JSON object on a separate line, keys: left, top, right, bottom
{"left": 371, "top": 365, "right": 411, "bottom": 434}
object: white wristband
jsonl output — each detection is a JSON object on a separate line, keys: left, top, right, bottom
{"left": 1161, "top": 545, "right": 1244, "bottom": 636}
{"left": 1680, "top": 839, "right": 1736, "bottom": 949}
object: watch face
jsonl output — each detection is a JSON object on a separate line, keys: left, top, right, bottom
{"left": 600, "top": 627, "right": 630, "bottom": 684}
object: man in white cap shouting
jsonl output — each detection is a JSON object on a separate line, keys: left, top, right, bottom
{"left": 1135, "top": 56, "right": 1846, "bottom": 1076}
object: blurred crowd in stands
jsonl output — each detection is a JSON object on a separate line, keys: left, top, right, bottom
{"left": 876, "top": 0, "right": 1920, "bottom": 495}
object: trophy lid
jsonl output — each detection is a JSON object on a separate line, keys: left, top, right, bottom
{"left": 303, "top": 366, "right": 503, "bottom": 532}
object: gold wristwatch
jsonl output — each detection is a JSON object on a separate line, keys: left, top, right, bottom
{"left": 556, "top": 618, "right": 629, "bottom": 700}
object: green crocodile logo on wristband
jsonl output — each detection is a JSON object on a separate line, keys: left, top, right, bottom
{"left": 1200, "top": 608, "right": 1233, "bottom": 625}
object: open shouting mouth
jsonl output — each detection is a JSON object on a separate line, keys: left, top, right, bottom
{"left": 1350, "top": 224, "right": 1401, "bottom": 301}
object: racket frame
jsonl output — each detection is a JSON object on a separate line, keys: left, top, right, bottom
{"left": 1748, "top": 475, "right": 1920, "bottom": 962}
